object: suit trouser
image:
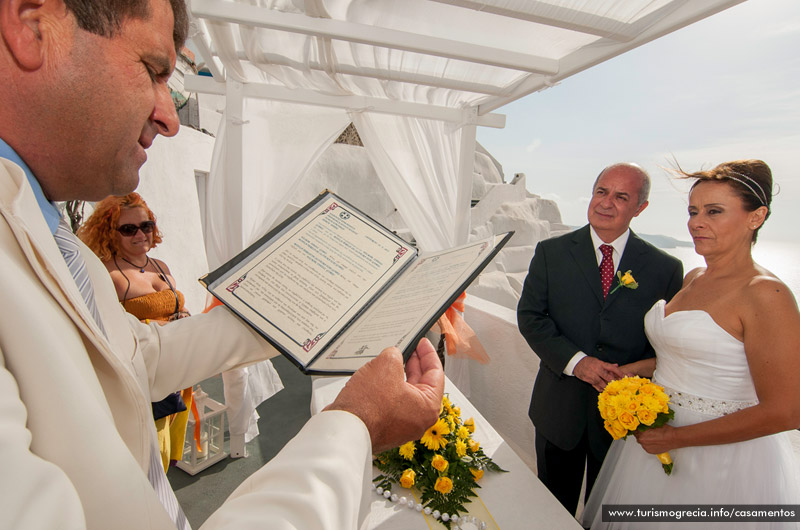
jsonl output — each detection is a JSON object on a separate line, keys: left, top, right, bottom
{"left": 535, "top": 429, "right": 604, "bottom": 516}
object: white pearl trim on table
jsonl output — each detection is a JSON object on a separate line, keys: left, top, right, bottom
{"left": 372, "top": 483, "right": 488, "bottom": 530}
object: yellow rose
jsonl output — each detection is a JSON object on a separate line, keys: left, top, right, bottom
{"left": 434, "top": 476, "right": 453, "bottom": 495}
{"left": 604, "top": 419, "right": 628, "bottom": 440}
{"left": 636, "top": 407, "right": 657, "bottom": 426}
{"left": 400, "top": 468, "right": 416, "bottom": 488}
{"left": 603, "top": 380, "right": 622, "bottom": 396}
{"left": 432, "top": 454, "right": 449, "bottom": 472}
{"left": 452, "top": 407, "right": 461, "bottom": 418}
{"left": 601, "top": 404, "right": 620, "bottom": 421}
{"left": 639, "top": 383, "right": 658, "bottom": 396}
{"left": 654, "top": 393, "right": 670, "bottom": 413}
{"left": 455, "top": 439, "right": 467, "bottom": 458}
{"left": 619, "top": 270, "right": 637, "bottom": 287}
{"left": 463, "top": 418, "right": 475, "bottom": 434}
{"left": 618, "top": 411, "right": 640, "bottom": 431}
{"left": 608, "top": 271, "right": 638, "bottom": 295}
{"left": 468, "top": 439, "right": 480, "bottom": 453}
{"left": 470, "top": 468, "right": 484, "bottom": 480}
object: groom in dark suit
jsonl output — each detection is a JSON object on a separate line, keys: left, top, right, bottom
{"left": 517, "top": 163, "right": 683, "bottom": 515}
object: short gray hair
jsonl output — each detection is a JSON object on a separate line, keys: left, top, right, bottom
{"left": 593, "top": 163, "right": 651, "bottom": 206}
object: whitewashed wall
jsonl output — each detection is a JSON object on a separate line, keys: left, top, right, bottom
{"left": 462, "top": 296, "right": 538, "bottom": 472}
{"left": 135, "top": 127, "right": 215, "bottom": 315}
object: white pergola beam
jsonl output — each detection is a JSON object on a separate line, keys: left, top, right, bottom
{"left": 191, "top": 0, "right": 559, "bottom": 75}
{"left": 228, "top": 50, "right": 508, "bottom": 96}
{"left": 478, "top": 0, "right": 746, "bottom": 114}
{"left": 185, "top": 74, "right": 506, "bottom": 128}
{"left": 429, "top": 0, "right": 640, "bottom": 41}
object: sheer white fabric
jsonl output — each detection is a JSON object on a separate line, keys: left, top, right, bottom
{"left": 583, "top": 300, "right": 800, "bottom": 530}
{"left": 204, "top": 100, "right": 350, "bottom": 444}
{"left": 192, "top": 0, "right": 743, "bottom": 397}
{"left": 353, "top": 113, "right": 470, "bottom": 250}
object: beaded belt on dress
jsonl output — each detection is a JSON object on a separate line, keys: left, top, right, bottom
{"left": 654, "top": 381, "right": 758, "bottom": 416}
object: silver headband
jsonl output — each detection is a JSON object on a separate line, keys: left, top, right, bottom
{"left": 726, "top": 170, "right": 768, "bottom": 207}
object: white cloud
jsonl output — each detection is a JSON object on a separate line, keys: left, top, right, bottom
{"left": 540, "top": 192, "right": 561, "bottom": 203}
{"left": 525, "top": 139, "right": 542, "bottom": 153}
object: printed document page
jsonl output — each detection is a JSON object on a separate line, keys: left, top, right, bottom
{"left": 209, "top": 195, "right": 415, "bottom": 366}
{"left": 309, "top": 237, "right": 501, "bottom": 372}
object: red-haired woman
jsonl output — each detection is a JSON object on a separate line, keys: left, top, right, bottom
{"left": 79, "top": 192, "right": 191, "bottom": 471}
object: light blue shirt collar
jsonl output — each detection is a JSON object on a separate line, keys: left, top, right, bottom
{"left": 0, "top": 138, "right": 61, "bottom": 234}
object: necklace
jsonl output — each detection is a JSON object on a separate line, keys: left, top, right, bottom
{"left": 119, "top": 255, "right": 150, "bottom": 273}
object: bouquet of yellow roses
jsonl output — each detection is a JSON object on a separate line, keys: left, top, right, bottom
{"left": 373, "top": 394, "right": 506, "bottom": 528}
{"left": 598, "top": 376, "right": 675, "bottom": 474}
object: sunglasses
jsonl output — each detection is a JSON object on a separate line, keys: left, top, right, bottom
{"left": 116, "top": 221, "right": 156, "bottom": 237}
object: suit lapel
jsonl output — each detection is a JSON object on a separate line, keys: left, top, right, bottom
{"left": 0, "top": 162, "right": 111, "bottom": 355}
{"left": 604, "top": 231, "right": 649, "bottom": 309}
{"left": 569, "top": 225, "right": 604, "bottom": 305}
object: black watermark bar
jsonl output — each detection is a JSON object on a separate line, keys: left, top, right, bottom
{"left": 603, "top": 505, "right": 800, "bottom": 523}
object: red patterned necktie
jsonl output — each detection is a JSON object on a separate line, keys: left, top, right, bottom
{"left": 599, "top": 244, "right": 615, "bottom": 298}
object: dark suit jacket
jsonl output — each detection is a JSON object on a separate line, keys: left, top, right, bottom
{"left": 517, "top": 225, "right": 683, "bottom": 459}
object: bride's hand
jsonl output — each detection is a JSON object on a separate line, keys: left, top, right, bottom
{"left": 634, "top": 425, "right": 678, "bottom": 454}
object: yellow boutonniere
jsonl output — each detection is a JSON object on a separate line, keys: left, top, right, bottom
{"left": 608, "top": 270, "right": 638, "bottom": 295}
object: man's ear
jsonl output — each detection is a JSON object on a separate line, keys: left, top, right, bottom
{"left": 633, "top": 200, "right": 649, "bottom": 218}
{"left": 0, "top": 0, "right": 53, "bottom": 71}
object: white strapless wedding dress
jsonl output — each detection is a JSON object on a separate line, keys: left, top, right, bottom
{"left": 583, "top": 300, "right": 799, "bottom": 529}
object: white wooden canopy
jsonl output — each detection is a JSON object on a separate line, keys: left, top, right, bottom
{"left": 185, "top": 0, "right": 746, "bottom": 268}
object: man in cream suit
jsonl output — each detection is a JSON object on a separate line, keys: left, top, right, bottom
{"left": 0, "top": 1, "right": 444, "bottom": 529}
{"left": 517, "top": 164, "right": 683, "bottom": 515}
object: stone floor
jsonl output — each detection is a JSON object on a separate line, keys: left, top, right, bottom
{"left": 168, "top": 356, "right": 311, "bottom": 528}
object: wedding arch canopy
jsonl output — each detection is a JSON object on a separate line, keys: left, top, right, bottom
{"left": 186, "top": 0, "right": 745, "bottom": 267}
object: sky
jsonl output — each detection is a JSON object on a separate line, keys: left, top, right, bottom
{"left": 476, "top": 0, "right": 800, "bottom": 243}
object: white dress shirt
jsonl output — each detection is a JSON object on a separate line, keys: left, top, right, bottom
{"left": 563, "top": 227, "right": 630, "bottom": 376}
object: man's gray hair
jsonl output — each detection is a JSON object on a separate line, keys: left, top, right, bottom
{"left": 593, "top": 163, "right": 651, "bottom": 206}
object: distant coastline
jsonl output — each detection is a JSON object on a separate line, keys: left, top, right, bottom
{"left": 638, "top": 233, "right": 693, "bottom": 249}
{"left": 565, "top": 226, "right": 693, "bottom": 249}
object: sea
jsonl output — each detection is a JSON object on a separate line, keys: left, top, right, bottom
{"left": 661, "top": 239, "right": 800, "bottom": 302}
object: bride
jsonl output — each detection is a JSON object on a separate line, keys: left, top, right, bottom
{"left": 583, "top": 160, "right": 800, "bottom": 529}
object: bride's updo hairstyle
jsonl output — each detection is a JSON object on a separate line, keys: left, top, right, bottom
{"left": 678, "top": 159, "right": 773, "bottom": 243}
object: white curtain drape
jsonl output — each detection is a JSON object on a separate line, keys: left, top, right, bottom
{"left": 353, "top": 113, "right": 471, "bottom": 251}
{"left": 354, "top": 112, "right": 476, "bottom": 391}
{"left": 204, "top": 99, "right": 350, "bottom": 446}
{"left": 205, "top": 100, "right": 351, "bottom": 270}
{"left": 197, "top": 0, "right": 499, "bottom": 397}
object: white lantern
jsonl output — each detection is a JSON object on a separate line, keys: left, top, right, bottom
{"left": 175, "top": 386, "right": 228, "bottom": 475}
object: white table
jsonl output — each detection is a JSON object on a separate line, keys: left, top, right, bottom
{"left": 311, "top": 376, "right": 583, "bottom": 530}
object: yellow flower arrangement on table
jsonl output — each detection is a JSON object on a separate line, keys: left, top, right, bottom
{"left": 598, "top": 376, "right": 675, "bottom": 474}
{"left": 373, "top": 394, "right": 506, "bottom": 528}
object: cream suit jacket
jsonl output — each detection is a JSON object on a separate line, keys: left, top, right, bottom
{"left": 0, "top": 158, "right": 371, "bottom": 530}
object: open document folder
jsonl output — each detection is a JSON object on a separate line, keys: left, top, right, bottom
{"left": 200, "top": 190, "right": 512, "bottom": 375}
